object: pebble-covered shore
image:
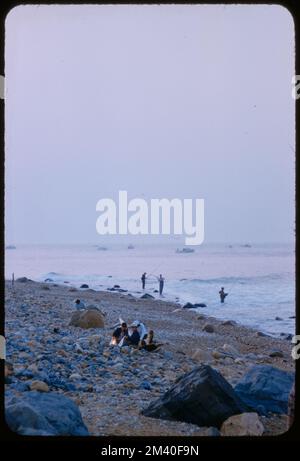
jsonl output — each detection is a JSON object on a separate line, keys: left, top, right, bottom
{"left": 5, "top": 279, "right": 295, "bottom": 436}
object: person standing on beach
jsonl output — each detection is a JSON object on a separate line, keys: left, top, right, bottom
{"left": 141, "top": 272, "right": 147, "bottom": 290}
{"left": 219, "top": 287, "right": 228, "bottom": 303}
{"left": 158, "top": 274, "right": 165, "bottom": 296}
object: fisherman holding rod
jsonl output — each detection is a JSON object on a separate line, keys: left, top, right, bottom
{"left": 141, "top": 272, "right": 147, "bottom": 290}
{"left": 219, "top": 287, "right": 228, "bottom": 303}
{"left": 141, "top": 260, "right": 165, "bottom": 295}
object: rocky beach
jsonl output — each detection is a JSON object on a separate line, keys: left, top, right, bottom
{"left": 4, "top": 278, "right": 295, "bottom": 437}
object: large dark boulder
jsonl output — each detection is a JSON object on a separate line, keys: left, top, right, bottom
{"left": 5, "top": 391, "right": 89, "bottom": 436}
{"left": 16, "top": 277, "right": 32, "bottom": 283}
{"left": 108, "top": 287, "right": 127, "bottom": 293}
{"left": 280, "top": 333, "right": 293, "bottom": 341}
{"left": 183, "top": 302, "right": 207, "bottom": 309}
{"left": 141, "top": 365, "right": 247, "bottom": 428}
{"left": 69, "top": 309, "right": 105, "bottom": 329}
{"left": 288, "top": 383, "right": 295, "bottom": 427}
{"left": 182, "top": 302, "right": 195, "bottom": 309}
{"left": 140, "top": 293, "right": 155, "bottom": 299}
{"left": 234, "top": 365, "right": 295, "bottom": 415}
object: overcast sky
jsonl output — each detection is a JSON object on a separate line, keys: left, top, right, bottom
{"left": 5, "top": 4, "right": 295, "bottom": 244}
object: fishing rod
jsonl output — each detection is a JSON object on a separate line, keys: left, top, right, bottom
{"left": 146, "top": 261, "right": 164, "bottom": 279}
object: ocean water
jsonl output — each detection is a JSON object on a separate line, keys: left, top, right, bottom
{"left": 5, "top": 242, "right": 295, "bottom": 337}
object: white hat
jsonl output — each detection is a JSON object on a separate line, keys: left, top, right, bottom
{"left": 130, "top": 320, "right": 140, "bottom": 327}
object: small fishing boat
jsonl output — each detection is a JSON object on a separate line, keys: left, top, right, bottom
{"left": 176, "top": 247, "right": 195, "bottom": 254}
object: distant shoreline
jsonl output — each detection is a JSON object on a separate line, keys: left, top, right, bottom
{"left": 5, "top": 274, "right": 294, "bottom": 338}
{"left": 5, "top": 278, "right": 293, "bottom": 345}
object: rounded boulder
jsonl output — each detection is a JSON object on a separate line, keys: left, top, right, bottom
{"left": 69, "top": 309, "right": 105, "bottom": 329}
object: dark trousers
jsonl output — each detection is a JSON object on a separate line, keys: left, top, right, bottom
{"left": 159, "top": 282, "right": 164, "bottom": 295}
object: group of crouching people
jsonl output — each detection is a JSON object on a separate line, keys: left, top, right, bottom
{"left": 73, "top": 299, "right": 161, "bottom": 352}
{"left": 110, "top": 320, "right": 161, "bottom": 352}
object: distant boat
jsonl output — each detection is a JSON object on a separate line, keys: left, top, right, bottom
{"left": 97, "top": 246, "right": 108, "bottom": 251}
{"left": 241, "top": 244, "right": 252, "bottom": 248}
{"left": 128, "top": 244, "right": 135, "bottom": 249}
{"left": 176, "top": 247, "right": 195, "bottom": 254}
{"left": 6, "top": 245, "right": 16, "bottom": 250}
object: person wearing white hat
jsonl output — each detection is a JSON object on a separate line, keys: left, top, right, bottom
{"left": 127, "top": 321, "right": 141, "bottom": 346}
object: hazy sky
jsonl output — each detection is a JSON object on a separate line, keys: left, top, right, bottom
{"left": 5, "top": 4, "right": 295, "bottom": 244}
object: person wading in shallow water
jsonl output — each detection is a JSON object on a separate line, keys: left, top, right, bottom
{"left": 219, "top": 287, "right": 228, "bottom": 303}
{"left": 141, "top": 272, "right": 147, "bottom": 290}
